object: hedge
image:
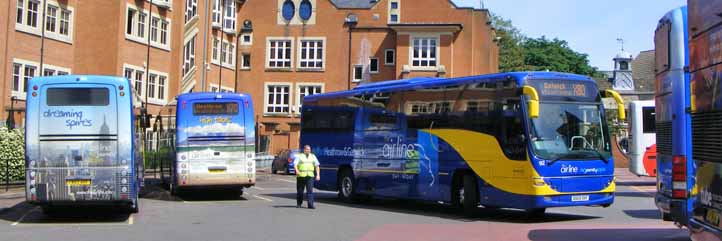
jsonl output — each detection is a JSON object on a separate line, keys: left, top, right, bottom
{"left": 0, "top": 127, "right": 25, "bottom": 182}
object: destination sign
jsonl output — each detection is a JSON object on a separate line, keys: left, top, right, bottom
{"left": 193, "top": 102, "right": 239, "bottom": 115}
{"left": 529, "top": 79, "right": 598, "bottom": 101}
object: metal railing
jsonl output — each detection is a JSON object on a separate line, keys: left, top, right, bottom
{"left": 1, "top": 158, "right": 25, "bottom": 192}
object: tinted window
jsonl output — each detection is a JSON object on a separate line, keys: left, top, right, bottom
{"left": 47, "top": 88, "right": 109, "bottom": 106}
{"left": 368, "top": 113, "right": 398, "bottom": 131}
{"left": 655, "top": 22, "right": 670, "bottom": 74}
{"left": 642, "top": 107, "right": 656, "bottom": 133}
{"left": 302, "top": 110, "right": 355, "bottom": 132}
{"left": 193, "top": 102, "right": 239, "bottom": 115}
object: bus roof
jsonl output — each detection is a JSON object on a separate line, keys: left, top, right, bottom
{"left": 29, "top": 75, "right": 130, "bottom": 86}
{"left": 305, "top": 71, "right": 594, "bottom": 102}
{"left": 176, "top": 92, "right": 251, "bottom": 102}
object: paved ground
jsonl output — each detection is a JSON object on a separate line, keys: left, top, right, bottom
{"left": 0, "top": 169, "right": 689, "bottom": 241}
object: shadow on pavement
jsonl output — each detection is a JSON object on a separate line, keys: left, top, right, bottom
{"left": 616, "top": 181, "right": 656, "bottom": 186}
{"left": 528, "top": 228, "right": 690, "bottom": 241}
{"left": 0, "top": 201, "right": 130, "bottom": 225}
{"left": 623, "top": 209, "right": 661, "bottom": 219}
{"left": 265, "top": 192, "right": 600, "bottom": 224}
{"left": 140, "top": 181, "right": 248, "bottom": 202}
{"left": 614, "top": 191, "right": 654, "bottom": 198}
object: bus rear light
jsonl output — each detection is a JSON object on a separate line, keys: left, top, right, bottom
{"left": 120, "top": 92, "right": 125, "bottom": 97}
{"left": 33, "top": 85, "right": 38, "bottom": 90}
{"left": 32, "top": 92, "right": 37, "bottom": 97}
{"left": 120, "top": 194, "right": 128, "bottom": 199}
{"left": 288, "top": 158, "right": 293, "bottom": 163}
{"left": 672, "top": 155, "right": 687, "bottom": 198}
{"left": 118, "top": 85, "right": 124, "bottom": 90}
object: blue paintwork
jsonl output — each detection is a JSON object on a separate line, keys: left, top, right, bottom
{"left": 653, "top": 6, "right": 694, "bottom": 227}
{"left": 302, "top": 71, "right": 615, "bottom": 210}
{"left": 299, "top": 0, "right": 313, "bottom": 20}
{"left": 282, "top": 0, "right": 295, "bottom": 21}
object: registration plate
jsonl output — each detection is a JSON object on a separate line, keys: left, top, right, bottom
{"left": 209, "top": 169, "right": 226, "bottom": 173}
{"left": 571, "top": 195, "right": 590, "bottom": 202}
{"left": 66, "top": 179, "right": 91, "bottom": 186}
{"left": 706, "top": 210, "right": 720, "bottom": 226}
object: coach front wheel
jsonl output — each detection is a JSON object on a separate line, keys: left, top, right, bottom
{"left": 338, "top": 170, "right": 358, "bottom": 203}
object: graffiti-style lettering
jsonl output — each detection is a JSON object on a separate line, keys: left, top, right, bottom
{"left": 43, "top": 109, "right": 93, "bottom": 129}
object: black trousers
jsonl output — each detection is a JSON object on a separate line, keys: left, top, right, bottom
{"left": 296, "top": 176, "right": 315, "bottom": 208}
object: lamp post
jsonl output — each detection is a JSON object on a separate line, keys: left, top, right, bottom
{"left": 6, "top": 96, "right": 17, "bottom": 129}
{"left": 345, "top": 14, "right": 358, "bottom": 90}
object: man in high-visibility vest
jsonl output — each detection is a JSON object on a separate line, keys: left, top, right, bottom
{"left": 295, "top": 145, "right": 320, "bottom": 209}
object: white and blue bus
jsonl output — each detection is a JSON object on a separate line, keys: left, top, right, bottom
{"left": 300, "top": 72, "right": 624, "bottom": 215}
{"left": 25, "top": 75, "right": 142, "bottom": 213}
{"left": 172, "top": 93, "right": 256, "bottom": 195}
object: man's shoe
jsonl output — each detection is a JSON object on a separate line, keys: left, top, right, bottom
{"left": 296, "top": 205, "right": 302, "bottom": 208}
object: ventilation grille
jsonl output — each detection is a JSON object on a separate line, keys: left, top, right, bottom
{"left": 656, "top": 121, "right": 672, "bottom": 155}
{"left": 692, "top": 111, "right": 722, "bottom": 162}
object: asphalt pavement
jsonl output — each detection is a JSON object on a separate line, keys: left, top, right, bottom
{"left": 0, "top": 169, "right": 690, "bottom": 241}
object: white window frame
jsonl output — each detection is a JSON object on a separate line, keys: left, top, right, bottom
{"left": 410, "top": 34, "right": 440, "bottom": 70}
{"left": 209, "top": 84, "right": 234, "bottom": 93}
{"left": 369, "top": 57, "right": 379, "bottom": 74}
{"left": 297, "top": 37, "right": 325, "bottom": 70}
{"left": 264, "top": 82, "right": 292, "bottom": 115}
{"left": 11, "top": 58, "right": 41, "bottom": 100}
{"left": 123, "top": 64, "right": 167, "bottom": 105}
{"left": 41, "top": 64, "right": 70, "bottom": 77}
{"left": 296, "top": 83, "right": 324, "bottom": 111}
{"left": 123, "top": 64, "right": 145, "bottom": 98}
{"left": 212, "top": 0, "right": 222, "bottom": 27}
{"left": 352, "top": 65, "right": 363, "bottom": 82}
{"left": 266, "top": 37, "right": 294, "bottom": 69}
{"left": 240, "top": 33, "right": 253, "bottom": 46}
{"left": 185, "top": 0, "right": 198, "bottom": 23}
{"left": 384, "top": 49, "right": 395, "bottom": 66}
{"left": 125, "top": 5, "right": 171, "bottom": 51}
{"left": 16, "top": 0, "right": 24, "bottom": 25}
{"left": 388, "top": 0, "right": 400, "bottom": 23}
{"left": 212, "top": 38, "right": 220, "bottom": 64}
{"left": 241, "top": 53, "right": 251, "bottom": 69}
{"left": 183, "top": 32, "right": 198, "bottom": 78}
{"left": 16, "top": 0, "right": 74, "bottom": 44}
{"left": 223, "top": 0, "right": 236, "bottom": 33}
{"left": 147, "top": 70, "right": 169, "bottom": 105}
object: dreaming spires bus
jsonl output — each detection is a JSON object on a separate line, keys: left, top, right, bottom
{"left": 300, "top": 71, "right": 625, "bottom": 215}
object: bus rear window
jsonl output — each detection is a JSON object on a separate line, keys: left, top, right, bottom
{"left": 46, "top": 88, "right": 110, "bottom": 106}
{"left": 642, "top": 107, "right": 656, "bottom": 133}
{"left": 193, "top": 102, "right": 239, "bottom": 115}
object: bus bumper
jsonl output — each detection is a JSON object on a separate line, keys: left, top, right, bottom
{"left": 656, "top": 193, "right": 690, "bottom": 225}
{"left": 532, "top": 192, "right": 615, "bottom": 208}
{"left": 690, "top": 218, "right": 722, "bottom": 241}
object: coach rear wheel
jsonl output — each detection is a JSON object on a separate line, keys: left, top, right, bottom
{"left": 525, "top": 208, "right": 546, "bottom": 218}
{"left": 452, "top": 174, "right": 479, "bottom": 215}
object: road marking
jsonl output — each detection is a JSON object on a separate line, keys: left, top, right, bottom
{"left": 253, "top": 195, "right": 273, "bottom": 202}
{"left": 11, "top": 207, "right": 38, "bottom": 226}
{"left": 128, "top": 215, "right": 134, "bottom": 225}
{"left": 277, "top": 179, "right": 295, "bottom": 184}
{"left": 630, "top": 186, "right": 655, "bottom": 196}
{"left": 181, "top": 200, "right": 245, "bottom": 204}
{"left": 251, "top": 186, "right": 265, "bottom": 190}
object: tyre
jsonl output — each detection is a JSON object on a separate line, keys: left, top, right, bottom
{"left": 338, "top": 169, "right": 358, "bottom": 203}
{"left": 129, "top": 197, "right": 140, "bottom": 213}
{"left": 272, "top": 166, "right": 278, "bottom": 174}
{"left": 462, "top": 175, "right": 479, "bottom": 215}
{"left": 41, "top": 206, "right": 58, "bottom": 216}
{"left": 525, "top": 208, "right": 546, "bottom": 218}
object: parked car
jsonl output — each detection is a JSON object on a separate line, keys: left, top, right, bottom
{"left": 272, "top": 149, "right": 300, "bottom": 175}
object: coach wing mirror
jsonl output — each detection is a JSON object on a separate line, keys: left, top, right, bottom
{"left": 601, "top": 89, "right": 625, "bottom": 121}
{"left": 522, "top": 86, "right": 539, "bottom": 119}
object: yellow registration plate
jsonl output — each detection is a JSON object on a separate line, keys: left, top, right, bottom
{"left": 66, "top": 179, "right": 91, "bottom": 186}
{"left": 706, "top": 210, "right": 720, "bottom": 226}
{"left": 209, "top": 169, "right": 226, "bottom": 173}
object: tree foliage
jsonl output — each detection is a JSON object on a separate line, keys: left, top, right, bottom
{"left": 491, "top": 14, "right": 602, "bottom": 77}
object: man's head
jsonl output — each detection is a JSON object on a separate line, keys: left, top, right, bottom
{"left": 304, "top": 145, "right": 311, "bottom": 154}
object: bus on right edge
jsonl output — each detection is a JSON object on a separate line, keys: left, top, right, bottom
{"left": 688, "top": 1, "right": 722, "bottom": 240}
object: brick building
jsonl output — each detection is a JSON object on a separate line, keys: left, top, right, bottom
{"left": 1, "top": 0, "right": 499, "bottom": 154}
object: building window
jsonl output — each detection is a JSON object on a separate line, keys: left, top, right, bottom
{"left": 388, "top": 0, "right": 399, "bottom": 23}
{"left": 267, "top": 39, "right": 292, "bottom": 68}
{"left": 266, "top": 84, "right": 291, "bottom": 114}
{"left": 137, "top": 12, "right": 146, "bottom": 38}
{"left": 298, "top": 39, "right": 324, "bottom": 69}
{"left": 241, "top": 33, "right": 252, "bottom": 45}
{"left": 16, "top": 0, "right": 24, "bottom": 24}
{"left": 160, "top": 20, "right": 169, "bottom": 45}
{"left": 221, "top": 41, "right": 228, "bottom": 64}
{"left": 212, "top": 38, "right": 220, "bottom": 64}
{"left": 185, "top": 0, "right": 197, "bottom": 23}
{"left": 212, "top": 0, "right": 222, "bottom": 26}
{"left": 124, "top": 68, "right": 133, "bottom": 82}
{"left": 126, "top": 8, "right": 135, "bottom": 35}
{"left": 384, "top": 49, "right": 395, "bottom": 66}
{"left": 45, "top": 5, "right": 57, "bottom": 32}
{"left": 12, "top": 64, "right": 22, "bottom": 93}
{"left": 226, "top": 42, "right": 235, "bottom": 67}
{"left": 369, "top": 58, "right": 379, "bottom": 73}
{"left": 223, "top": 0, "right": 236, "bottom": 32}
{"left": 26, "top": 0, "right": 39, "bottom": 27}
{"left": 23, "top": 65, "right": 36, "bottom": 94}
{"left": 390, "top": 14, "right": 398, "bottom": 23}
{"left": 59, "top": 9, "right": 70, "bottom": 36}
{"left": 43, "top": 68, "right": 55, "bottom": 76}
{"left": 158, "top": 76, "right": 166, "bottom": 100}
{"left": 297, "top": 84, "right": 322, "bottom": 109}
{"left": 133, "top": 69, "right": 144, "bottom": 96}
{"left": 242, "top": 54, "right": 251, "bottom": 69}
{"left": 412, "top": 37, "right": 438, "bottom": 68}
{"left": 391, "top": 2, "right": 399, "bottom": 9}
{"left": 353, "top": 65, "right": 363, "bottom": 82}
{"left": 183, "top": 35, "right": 197, "bottom": 76}
{"left": 148, "top": 74, "right": 157, "bottom": 99}
{"left": 299, "top": 0, "right": 313, "bottom": 21}
{"left": 150, "top": 17, "right": 159, "bottom": 42}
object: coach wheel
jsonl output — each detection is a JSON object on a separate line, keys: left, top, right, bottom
{"left": 339, "top": 169, "right": 358, "bottom": 202}
{"left": 525, "top": 208, "right": 546, "bottom": 218}
{"left": 462, "top": 175, "right": 479, "bottom": 215}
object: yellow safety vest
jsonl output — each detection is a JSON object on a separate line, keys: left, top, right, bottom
{"left": 296, "top": 154, "right": 317, "bottom": 178}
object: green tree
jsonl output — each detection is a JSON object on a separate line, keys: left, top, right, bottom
{"left": 491, "top": 14, "right": 603, "bottom": 78}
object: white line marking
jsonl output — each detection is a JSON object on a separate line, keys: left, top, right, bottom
{"left": 251, "top": 186, "right": 265, "bottom": 190}
{"left": 128, "top": 215, "right": 134, "bottom": 225}
{"left": 277, "top": 179, "right": 296, "bottom": 184}
{"left": 11, "top": 207, "right": 37, "bottom": 226}
{"left": 253, "top": 195, "right": 273, "bottom": 202}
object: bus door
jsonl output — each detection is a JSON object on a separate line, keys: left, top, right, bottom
{"left": 36, "top": 85, "right": 119, "bottom": 201}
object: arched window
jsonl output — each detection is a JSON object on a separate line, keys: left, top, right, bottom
{"left": 299, "top": 0, "right": 312, "bottom": 21}
{"left": 282, "top": 0, "right": 295, "bottom": 21}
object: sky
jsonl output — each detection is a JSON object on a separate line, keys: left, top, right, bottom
{"left": 453, "top": 0, "right": 686, "bottom": 70}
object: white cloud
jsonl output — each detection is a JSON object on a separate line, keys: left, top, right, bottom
{"left": 184, "top": 123, "right": 245, "bottom": 136}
